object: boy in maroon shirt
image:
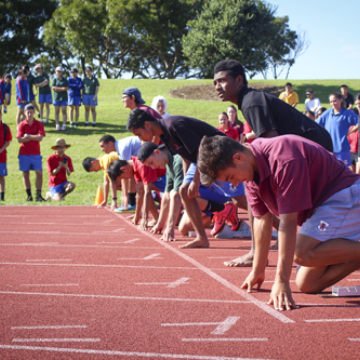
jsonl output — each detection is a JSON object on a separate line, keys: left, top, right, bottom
{"left": 0, "top": 109, "right": 12, "bottom": 201}
{"left": 46, "top": 138, "right": 75, "bottom": 201}
{"left": 16, "top": 104, "right": 46, "bottom": 201}
{"left": 198, "top": 134, "right": 360, "bottom": 311}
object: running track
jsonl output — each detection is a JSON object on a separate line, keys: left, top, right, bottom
{"left": 1, "top": 206, "right": 360, "bottom": 360}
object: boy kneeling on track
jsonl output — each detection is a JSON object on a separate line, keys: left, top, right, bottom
{"left": 106, "top": 155, "right": 166, "bottom": 230}
{"left": 198, "top": 134, "right": 360, "bottom": 311}
{"left": 46, "top": 138, "right": 75, "bottom": 201}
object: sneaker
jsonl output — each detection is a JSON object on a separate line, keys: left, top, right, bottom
{"left": 92, "top": 122, "right": 96, "bottom": 127}
{"left": 62, "top": 124, "right": 66, "bottom": 131}
{"left": 84, "top": 122, "right": 89, "bottom": 127}
{"left": 70, "top": 122, "right": 74, "bottom": 128}
{"left": 44, "top": 119, "right": 49, "bottom": 124}
{"left": 40, "top": 119, "right": 44, "bottom": 123}
{"left": 35, "top": 194, "right": 47, "bottom": 202}
{"left": 114, "top": 204, "right": 136, "bottom": 213}
{"left": 75, "top": 121, "right": 78, "bottom": 126}
{"left": 26, "top": 195, "right": 33, "bottom": 202}
{"left": 211, "top": 203, "right": 233, "bottom": 237}
{"left": 56, "top": 124, "right": 60, "bottom": 131}
{"left": 37, "top": 112, "right": 40, "bottom": 118}
{"left": 225, "top": 203, "right": 240, "bottom": 231}
{"left": 3, "top": 107, "right": 7, "bottom": 113}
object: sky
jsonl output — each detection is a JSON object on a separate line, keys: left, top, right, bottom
{"left": 255, "top": 0, "right": 360, "bottom": 80}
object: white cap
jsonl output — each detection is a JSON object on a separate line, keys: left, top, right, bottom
{"left": 55, "top": 66, "right": 64, "bottom": 72}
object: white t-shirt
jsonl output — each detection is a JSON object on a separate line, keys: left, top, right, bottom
{"left": 162, "top": 112, "right": 172, "bottom": 119}
{"left": 115, "top": 136, "right": 142, "bottom": 160}
{"left": 305, "top": 98, "right": 321, "bottom": 112}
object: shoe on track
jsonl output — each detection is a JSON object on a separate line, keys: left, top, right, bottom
{"left": 225, "top": 202, "right": 240, "bottom": 231}
{"left": 211, "top": 203, "right": 233, "bottom": 237}
{"left": 115, "top": 205, "right": 136, "bottom": 213}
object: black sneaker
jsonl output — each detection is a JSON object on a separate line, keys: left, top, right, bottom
{"left": 92, "top": 122, "right": 96, "bottom": 127}
{"left": 84, "top": 122, "right": 89, "bottom": 127}
{"left": 26, "top": 196, "right": 33, "bottom": 202}
{"left": 35, "top": 194, "right": 47, "bottom": 202}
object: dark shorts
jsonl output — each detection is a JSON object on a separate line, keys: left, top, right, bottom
{"left": 351, "top": 152, "right": 358, "bottom": 165}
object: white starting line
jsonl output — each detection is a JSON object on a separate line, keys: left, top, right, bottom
{"left": 118, "top": 253, "right": 163, "bottom": 260}
{"left": 136, "top": 277, "right": 190, "bottom": 288}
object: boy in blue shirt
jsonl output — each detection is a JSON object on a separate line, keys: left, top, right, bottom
{"left": 67, "top": 67, "right": 83, "bottom": 127}
{"left": 23, "top": 65, "right": 41, "bottom": 118}
{"left": 15, "top": 68, "right": 29, "bottom": 127}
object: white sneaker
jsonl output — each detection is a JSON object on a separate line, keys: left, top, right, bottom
{"left": 62, "top": 124, "right": 66, "bottom": 131}
{"left": 56, "top": 124, "right": 60, "bottom": 131}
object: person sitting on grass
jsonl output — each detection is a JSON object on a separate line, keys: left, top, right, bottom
{"left": 51, "top": 66, "right": 69, "bottom": 131}
{"left": 46, "top": 138, "right": 75, "bottom": 201}
{"left": 305, "top": 111, "right": 315, "bottom": 120}
{"left": 16, "top": 104, "right": 46, "bottom": 202}
{"left": 304, "top": 88, "right": 321, "bottom": 113}
{"left": 82, "top": 151, "right": 120, "bottom": 211}
{"left": 2, "top": 74, "right": 12, "bottom": 114}
{"left": 0, "top": 108, "right": 12, "bottom": 201}
{"left": 98, "top": 134, "right": 141, "bottom": 213}
{"left": 279, "top": 82, "right": 299, "bottom": 108}
{"left": 198, "top": 134, "right": 360, "bottom": 311}
{"left": 107, "top": 157, "right": 166, "bottom": 230}
{"left": 217, "top": 112, "right": 239, "bottom": 141}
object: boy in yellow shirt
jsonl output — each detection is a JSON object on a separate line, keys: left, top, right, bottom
{"left": 279, "top": 82, "right": 299, "bottom": 108}
{"left": 82, "top": 151, "right": 119, "bottom": 210}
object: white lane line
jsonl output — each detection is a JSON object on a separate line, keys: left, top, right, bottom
{"left": 97, "top": 242, "right": 124, "bottom": 244}
{"left": 305, "top": 318, "right": 360, "bottom": 322}
{"left": 211, "top": 317, "right": 240, "bottom": 335}
{"left": 123, "top": 238, "right": 141, "bottom": 244}
{"left": 346, "top": 279, "right": 360, "bottom": 281}
{"left": 0, "top": 291, "right": 251, "bottom": 304}
{"left": 20, "top": 284, "right": 79, "bottom": 287}
{"left": 349, "top": 338, "right": 360, "bottom": 341}
{"left": 103, "top": 219, "right": 115, "bottom": 224}
{"left": 1, "top": 231, "right": 127, "bottom": 236}
{"left": 0, "top": 345, "right": 274, "bottom": 359}
{"left": 262, "top": 280, "right": 295, "bottom": 283}
{"left": 12, "top": 338, "right": 100, "bottom": 343}
{"left": 297, "top": 303, "right": 360, "bottom": 308}
{"left": 112, "top": 228, "right": 124, "bottom": 232}
{"left": 135, "top": 278, "right": 190, "bottom": 288}
{"left": 182, "top": 338, "right": 267, "bottom": 342}
{"left": 111, "top": 210, "right": 295, "bottom": 324}
{"left": 20, "top": 242, "right": 59, "bottom": 245}
{"left": 118, "top": 253, "right": 163, "bottom": 261}
{"left": 26, "top": 259, "right": 72, "bottom": 262}
{"left": 11, "top": 325, "right": 86, "bottom": 330}
{"left": 162, "top": 322, "right": 220, "bottom": 327}
{"left": 208, "top": 257, "right": 234, "bottom": 259}
{"left": 0, "top": 243, "right": 162, "bottom": 249}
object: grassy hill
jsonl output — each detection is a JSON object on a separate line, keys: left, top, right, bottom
{"left": 2, "top": 78, "right": 359, "bottom": 205}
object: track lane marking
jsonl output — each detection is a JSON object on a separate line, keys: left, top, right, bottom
{"left": 11, "top": 325, "right": 86, "bottom": 330}
{"left": 305, "top": 318, "right": 360, "bottom": 322}
{"left": 12, "top": 338, "right": 100, "bottom": 343}
{"left": 182, "top": 338, "right": 267, "bottom": 342}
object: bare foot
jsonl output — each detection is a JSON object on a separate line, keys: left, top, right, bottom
{"left": 270, "top": 240, "right": 278, "bottom": 250}
{"left": 224, "top": 252, "right": 254, "bottom": 267}
{"left": 179, "top": 237, "right": 209, "bottom": 249}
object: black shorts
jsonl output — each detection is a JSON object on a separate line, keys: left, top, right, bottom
{"left": 351, "top": 152, "right": 358, "bottom": 166}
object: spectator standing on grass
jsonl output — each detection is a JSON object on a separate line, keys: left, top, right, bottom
{"left": 3, "top": 74, "right": 12, "bottom": 114}
{"left": 316, "top": 92, "right": 358, "bottom": 167}
{"left": 0, "top": 109, "right": 12, "bottom": 201}
{"left": 305, "top": 88, "right": 321, "bottom": 113}
{"left": 16, "top": 104, "right": 46, "bottom": 202}
{"left": 23, "top": 65, "right": 40, "bottom": 118}
{"left": 227, "top": 105, "right": 243, "bottom": 141}
{"left": 341, "top": 84, "right": 354, "bottom": 109}
{"left": 151, "top": 95, "right": 172, "bottom": 119}
{"left": 15, "top": 68, "right": 29, "bottom": 127}
{"left": 347, "top": 107, "right": 359, "bottom": 173}
{"left": 51, "top": 66, "right": 69, "bottom": 131}
{"left": 67, "top": 67, "right": 83, "bottom": 128}
{"left": 82, "top": 66, "right": 99, "bottom": 127}
{"left": 0, "top": 76, "right": 5, "bottom": 113}
{"left": 46, "top": 138, "right": 75, "bottom": 201}
{"left": 279, "top": 82, "right": 299, "bottom": 108}
{"left": 216, "top": 112, "right": 239, "bottom": 141}
{"left": 34, "top": 64, "right": 52, "bottom": 124}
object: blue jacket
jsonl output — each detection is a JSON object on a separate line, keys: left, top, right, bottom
{"left": 67, "top": 77, "right": 83, "bottom": 97}
{"left": 16, "top": 77, "right": 29, "bottom": 105}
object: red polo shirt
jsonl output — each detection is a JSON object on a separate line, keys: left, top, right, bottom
{"left": 47, "top": 153, "right": 74, "bottom": 187}
{"left": 131, "top": 156, "right": 166, "bottom": 185}
{"left": 16, "top": 119, "right": 45, "bottom": 156}
{"left": 216, "top": 125, "right": 239, "bottom": 140}
{"left": 0, "top": 122, "right": 12, "bottom": 163}
{"left": 245, "top": 135, "right": 360, "bottom": 226}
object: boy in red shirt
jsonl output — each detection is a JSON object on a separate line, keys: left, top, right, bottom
{"left": 46, "top": 138, "right": 75, "bottom": 201}
{"left": 0, "top": 109, "right": 12, "bottom": 200}
{"left": 107, "top": 157, "right": 166, "bottom": 230}
{"left": 16, "top": 104, "right": 46, "bottom": 201}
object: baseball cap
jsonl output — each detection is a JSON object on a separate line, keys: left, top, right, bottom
{"left": 71, "top": 67, "right": 78, "bottom": 73}
{"left": 123, "top": 87, "right": 145, "bottom": 104}
{"left": 55, "top": 66, "right": 64, "bottom": 72}
{"left": 24, "top": 104, "right": 35, "bottom": 111}
{"left": 85, "top": 65, "right": 93, "bottom": 71}
{"left": 137, "top": 142, "right": 159, "bottom": 163}
{"left": 306, "top": 88, "right": 314, "bottom": 95}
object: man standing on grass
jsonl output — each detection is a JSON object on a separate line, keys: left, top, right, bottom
{"left": 16, "top": 104, "right": 46, "bottom": 202}
{"left": 34, "top": 64, "right": 52, "bottom": 124}
{"left": 51, "top": 66, "right": 69, "bottom": 131}
{"left": 23, "top": 65, "right": 41, "bottom": 118}
{"left": 82, "top": 66, "right": 99, "bottom": 127}
{"left": 198, "top": 134, "right": 360, "bottom": 311}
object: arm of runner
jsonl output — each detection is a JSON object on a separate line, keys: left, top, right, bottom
{"left": 110, "top": 180, "right": 118, "bottom": 211}
{"left": 162, "top": 189, "right": 181, "bottom": 242}
{"left": 151, "top": 191, "right": 170, "bottom": 235}
{"left": 188, "top": 166, "right": 200, "bottom": 199}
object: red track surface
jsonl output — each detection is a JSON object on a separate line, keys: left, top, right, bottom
{"left": 1, "top": 206, "right": 360, "bottom": 360}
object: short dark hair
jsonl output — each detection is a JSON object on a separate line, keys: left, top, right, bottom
{"left": 219, "top": 111, "right": 228, "bottom": 118}
{"left": 99, "top": 134, "right": 116, "bottom": 144}
{"left": 317, "top": 107, "right": 327, "bottom": 115}
{"left": 198, "top": 135, "right": 244, "bottom": 186}
{"left": 214, "top": 60, "right": 248, "bottom": 86}
{"left": 4, "top": 74, "right": 11, "bottom": 80}
{"left": 18, "top": 68, "right": 24, "bottom": 75}
{"left": 306, "top": 88, "right": 314, "bottom": 94}
{"left": 285, "top": 82, "right": 292, "bottom": 87}
{"left": 351, "top": 107, "right": 359, "bottom": 116}
{"left": 356, "top": 93, "right": 360, "bottom": 101}
{"left": 82, "top": 157, "right": 96, "bottom": 172}
{"left": 306, "top": 110, "right": 315, "bottom": 117}
{"left": 341, "top": 84, "right": 348, "bottom": 89}
{"left": 127, "top": 108, "right": 157, "bottom": 131}
{"left": 107, "top": 160, "right": 129, "bottom": 181}
{"left": 23, "top": 64, "right": 30, "bottom": 72}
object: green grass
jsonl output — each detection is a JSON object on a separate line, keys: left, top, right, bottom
{"left": 2, "top": 78, "right": 360, "bottom": 206}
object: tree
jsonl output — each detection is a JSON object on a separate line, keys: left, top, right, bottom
{"left": 0, "top": 0, "right": 57, "bottom": 75}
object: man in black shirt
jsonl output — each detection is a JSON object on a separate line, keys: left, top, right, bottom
{"left": 213, "top": 59, "right": 333, "bottom": 152}
{"left": 127, "top": 108, "right": 249, "bottom": 249}
{"left": 341, "top": 84, "right": 354, "bottom": 109}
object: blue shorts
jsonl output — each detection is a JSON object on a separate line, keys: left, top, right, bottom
{"left": 0, "top": 163, "right": 7, "bottom": 176}
{"left": 54, "top": 100, "right": 68, "bottom": 107}
{"left": 49, "top": 181, "right": 69, "bottom": 196}
{"left": 29, "top": 94, "right": 35, "bottom": 102}
{"left": 39, "top": 94, "right": 52, "bottom": 104}
{"left": 68, "top": 95, "right": 81, "bottom": 106}
{"left": 153, "top": 175, "right": 166, "bottom": 192}
{"left": 18, "top": 155, "right": 43, "bottom": 172}
{"left": 82, "top": 94, "right": 98, "bottom": 106}
{"left": 17, "top": 102, "right": 28, "bottom": 109}
{"left": 299, "top": 179, "right": 360, "bottom": 242}
{"left": 335, "top": 151, "right": 351, "bottom": 166}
